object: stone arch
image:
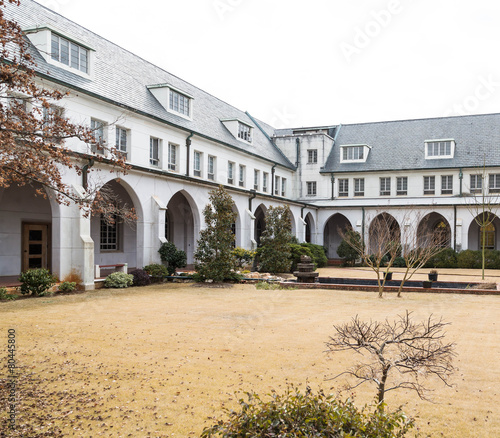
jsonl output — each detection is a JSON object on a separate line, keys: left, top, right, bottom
{"left": 304, "top": 213, "right": 315, "bottom": 244}
{"left": 323, "top": 213, "right": 352, "bottom": 259}
{"left": 467, "top": 213, "right": 500, "bottom": 250}
{"left": 0, "top": 184, "right": 53, "bottom": 276}
{"left": 417, "top": 213, "right": 451, "bottom": 248}
{"left": 290, "top": 209, "right": 297, "bottom": 239}
{"left": 91, "top": 179, "right": 139, "bottom": 270}
{"left": 231, "top": 204, "right": 241, "bottom": 248}
{"left": 369, "top": 213, "right": 400, "bottom": 254}
{"left": 254, "top": 204, "right": 267, "bottom": 246}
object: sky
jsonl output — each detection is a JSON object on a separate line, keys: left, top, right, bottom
{"left": 34, "top": 0, "right": 500, "bottom": 129}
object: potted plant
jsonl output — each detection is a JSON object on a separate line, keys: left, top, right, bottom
{"left": 383, "top": 271, "right": 393, "bottom": 281}
{"left": 428, "top": 270, "right": 438, "bottom": 282}
{"left": 422, "top": 280, "right": 433, "bottom": 288}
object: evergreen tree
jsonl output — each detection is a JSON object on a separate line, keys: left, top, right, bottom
{"left": 259, "top": 205, "right": 293, "bottom": 273}
{"left": 194, "top": 186, "right": 237, "bottom": 281}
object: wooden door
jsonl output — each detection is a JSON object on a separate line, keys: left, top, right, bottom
{"left": 22, "top": 224, "right": 49, "bottom": 271}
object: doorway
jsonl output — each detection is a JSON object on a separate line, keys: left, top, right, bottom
{"left": 22, "top": 223, "right": 50, "bottom": 271}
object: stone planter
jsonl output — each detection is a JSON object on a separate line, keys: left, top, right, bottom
{"left": 428, "top": 273, "right": 438, "bottom": 282}
{"left": 383, "top": 272, "right": 393, "bottom": 281}
{"left": 422, "top": 280, "right": 433, "bottom": 288}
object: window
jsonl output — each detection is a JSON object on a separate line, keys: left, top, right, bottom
{"left": 341, "top": 144, "right": 370, "bottom": 162}
{"left": 396, "top": 177, "right": 407, "bottom": 196}
{"left": 254, "top": 170, "right": 260, "bottom": 191}
{"left": 150, "top": 137, "right": 161, "bottom": 166}
{"left": 425, "top": 140, "right": 454, "bottom": 159}
{"left": 281, "top": 178, "right": 286, "bottom": 197}
{"left": 307, "top": 181, "right": 317, "bottom": 196}
{"left": 208, "top": 155, "right": 215, "bottom": 181}
{"left": 100, "top": 216, "right": 119, "bottom": 251}
{"left": 168, "top": 143, "right": 177, "bottom": 171}
{"left": 275, "top": 176, "right": 280, "bottom": 195}
{"left": 354, "top": 178, "right": 364, "bottom": 197}
{"left": 194, "top": 151, "right": 202, "bottom": 177}
{"left": 239, "top": 165, "right": 246, "bottom": 187}
{"left": 424, "top": 176, "right": 435, "bottom": 195}
{"left": 263, "top": 172, "right": 268, "bottom": 193}
{"left": 115, "top": 127, "right": 128, "bottom": 159}
{"left": 489, "top": 174, "right": 500, "bottom": 193}
{"left": 42, "top": 105, "right": 63, "bottom": 144}
{"left": 91, "top": 118, "right": 105, "bottom": 154}
{"left": 228, "top": 162, "right": 234, "bottom": 184}
{"left": 51, "top": 33, "right": 88, "bottom": 73}
{"left": 307, "top": 149, "right": 318, "bottom": 164}
{"left": 380, "top": 177, "right": 391, "bottom": 196}
{"left": 480, "top": 223, "right": 495, "bottom": 250}
{"left": 169, "top": 89, "right": 190, "bottom": 117}
{"left": 238, "top": 122, "right": 252, "bottom": 142}
{"left": 338, "top": 179, "right": 349, "bottom": 197}
{"left": 441, "top": 175, "right": 453, "bottom": 195}
{"left": 470, "top": 174, "right": 483, "bottom": 193}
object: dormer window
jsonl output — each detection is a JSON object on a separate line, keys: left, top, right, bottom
{"left": 51, "top": 33, "right": 88, "bottom": 73}
{"left": 169, "top": 89, "right": 191, "bottom": 117}
{"left": 147, "top": 84, "right": 193, "bottom": 119}
{"left": 425, "top": 139, "right": 455, "bottom": 159}
{"left": 238, "top": 123, "right": 252, "bottom": 142}
{"left": 220, "top": 119, "right": 254, "bottom": 144}
{"left": 340, "top": 144, "right": 370, "bottom": 163}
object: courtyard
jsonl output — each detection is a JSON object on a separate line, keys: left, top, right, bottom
{"left": 1, "top": 268, "right": 499, "bottom": 437}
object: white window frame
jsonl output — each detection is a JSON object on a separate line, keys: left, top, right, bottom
{"left": 425, "top": 139, "right": 455, "bottom": 159}
{"left": 193, "top": 151, "right": 202, "bottom": 177}
{"left": 237, "top": 122, "right": 252, "bottom": 143}
{"left": 168, "top": 143, "right": 178, "bottom": 171}
{"left": 91, "top": 118, "right": 106, "bottom": 154}
{"left": 51, "top": 32, "right": 89, "bottom": 74}
{"left": 354, "top": 178, "right": 364, "bottom": 197}
{"left": 275, "top": 175, "right": 280, "bottom": 196}
{"left": 150, "top": 137, "right": 161, "bottom": 167}
{"left": 263, "top": 172, "right": 268, "bottom": 193}
{"left": 489, "top": 174, "right": 500, "bottom": 193}
{"left": 307, "top": 149, "right": 318, "bottom": 164}
{"left": 281, "top": 178, "right": 286, "bottom": 197}
{"left": 169, "top": 88, "right": 191, "bottom": 118}
{"left": 239, "top": 165, "right": 246, "bottom": 187}
{"left": 470, "top": 174, "right": 483, "bottom": 193}
{"left": 115, "top": 126, "right": 128, "bottom": 159}
{"left": 254, "top": 169, "right": 260, "bottom": 191}
{"left": 380, "top": 177, "right": 391, "bottom": 196}
{"left": 228, "top": 161, "right": 234, "bottom": 185}
{"left": 340, "top": 144, "right": 370, "bottom": 163}
{"left": 338, "top": 178, "right": 349, "bottom": 197}
{"left": 396, "top": 176, "right": 407, "bottom": 196}
{"left": 208, "top": 155, "right": 216, "bottom": 181}
{"left": 424, "top": 176, "right": 435, "bottom": 195}
{"left": 307, "top": 181, "right": 317, "bottom": 196}
{"left": 441, "top": 175, "right": 453, "bottom": 195}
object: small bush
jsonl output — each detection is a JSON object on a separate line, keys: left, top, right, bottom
{"left": 289, "top": 244, "right": 313, "bottom": 272}
{"left": 158, "top": 242, "right": 187, "bottom": 275}
{"left": 144, "top": 263, "right": 168, "bottom": 282}
{"left": 130, "top": 269, "right": 151, "bottom": 286}
{"left": 392, "top": 256, "right": 406, "bottom": 267}
{"left": 19, "top": 268, "right": 57, "bottom": 296}
{"left": 103, "top": 272, "right": 134, "bottom": 288}
{"left": 0, "top": 287, "right": 16, "bottom": 301}
{"left": 457, "top": 250, "right": 482, "bottom": 269}
{"left": 58, "top": 281, "right": 76, "bottom": 292}
{"left": 301, "top": 243, "right": 328, "bottom": 268}
{"left": 232, "top": 247, "right": 256, "bottom": 268}
{"left": 201, "top": 386, "right": 414, "bottom": 437}
{"left": 425, "top": 247, "right": 458, "bottom": 268}
{"left": 255, "top": 281, "right": 297, "bottom": 291}
{"left": 484, "top": 249, "right": 500, "bottom": 269}
{"left": 337, "top": 231, "right": 362, "bottom": 266}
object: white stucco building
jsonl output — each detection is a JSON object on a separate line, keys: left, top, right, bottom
{"left": 2, "top": 0, "right": 500, "bottom": 289}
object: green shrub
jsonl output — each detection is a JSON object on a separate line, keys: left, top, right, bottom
{"left": 232, "top": 247, "right": 256, "bottom": 268}
{"left": 484, "top": 249, "right": 500, "bottom": 269}
{"left": 457, "top": 250, "right": 482, "bottom": 269}
{"left": 425, "top": 247, "right": 458, "bottom": 268}
{"left": 289, "top": 244, "right": 313, "bottom": 272}
{"left": 158, "top": 242, "right": 187, "bottom": 275}
{"left": 392, "top": 256, "right": 406, "bottom": 267}
{"left": 18, "top": 268, "right": 57, "bottom": 296}
{"left": 255, "top": 281, "right": 297, "bottom": 291}
{"left": 201, "top": 386, "right": 414, "bottom": 437}
{"left": 58, "top": 281, "right": 76, "bottom": 292}
{"left": 0, "top": 287, "right": 16, "bottom": 301}
{"left": 103, "top": 272, "right": 134, "bottom": 288}
{"left": 130, "top": 269, "right": 151, "bottom": 286}
{"left": 301, "top": 243, "right": 328, "bottom": 268}
{"left": 337, "top": 231, "right": 362, "bottom": 266}
{"left": 144, "top": 263, "right": 168, "bottom": 282}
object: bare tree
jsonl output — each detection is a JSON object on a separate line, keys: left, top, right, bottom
{"left": 325, "top": 311, "right": 455, "bottom": 407}
{"left": 340, "top": 212, "right": 402, "bottom": 297}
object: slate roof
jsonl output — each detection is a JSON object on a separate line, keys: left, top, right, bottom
{"left": 6, "top": 0, "right": 295, "bottom": 169}
{"left": 322, "top": 114, "right": 500, "bottom": 173}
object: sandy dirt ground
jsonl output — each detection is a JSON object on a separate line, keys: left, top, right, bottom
{"left": 0, "top": 267, "right": 499, "bottom": 437}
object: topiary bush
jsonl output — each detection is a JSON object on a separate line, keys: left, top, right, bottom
{"left": 130, "top": 269, "right": 151, "bottom": 286}
{"left": 144, "top": 263, "right": 168, "bottom": 282}
{"left": 301, "top": 243, "right": 328, "bottom": 268}
{"left": 201, "top": 386, "right": 415, "bottom": 437}
{"left": 158, "top": 242, "right": 187, "bottom": 276}
{"left": 289, "top": 244, "right": 313, "bottom": 272}
{"left": 103, "top": 272, "right": 134, "bottom": 288}
{"left": 58, "top": 281, "right": 76, "bottom": 292}
{"left": 19, "top": 268, "right": 57, "bottom": 296}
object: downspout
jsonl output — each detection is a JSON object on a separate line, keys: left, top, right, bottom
{"left": 362, "top": 206, "right": 366, "bottom": 248}
{"left": 301, "top": 206, "right": 306, "bottom": 219}
{"left": 82, "top": 158, "right": 94, "bottom": 190}
{"left": 271, "top": 164, "right": 277, "bottom": 196}
{"left": 249, "top": 189, "right": 256, "bottom": 211}
{"left": 331, "top": 173, "right": 335, "bottom": 200}
{"left": 454, "top": 204, "right": 457, "bottom": 251}
{"left": 185, "top": 132, "right": 194, "bottom": 177}
{"left": 296, "top": 138, "right": 302, "bottom": 198}
{"left": 459, "top": 168, "right": 463, "bottom": 196}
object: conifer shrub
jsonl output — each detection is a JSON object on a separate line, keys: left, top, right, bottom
{"left": 158, "top": 242, "right": 187, "bottom": 275}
